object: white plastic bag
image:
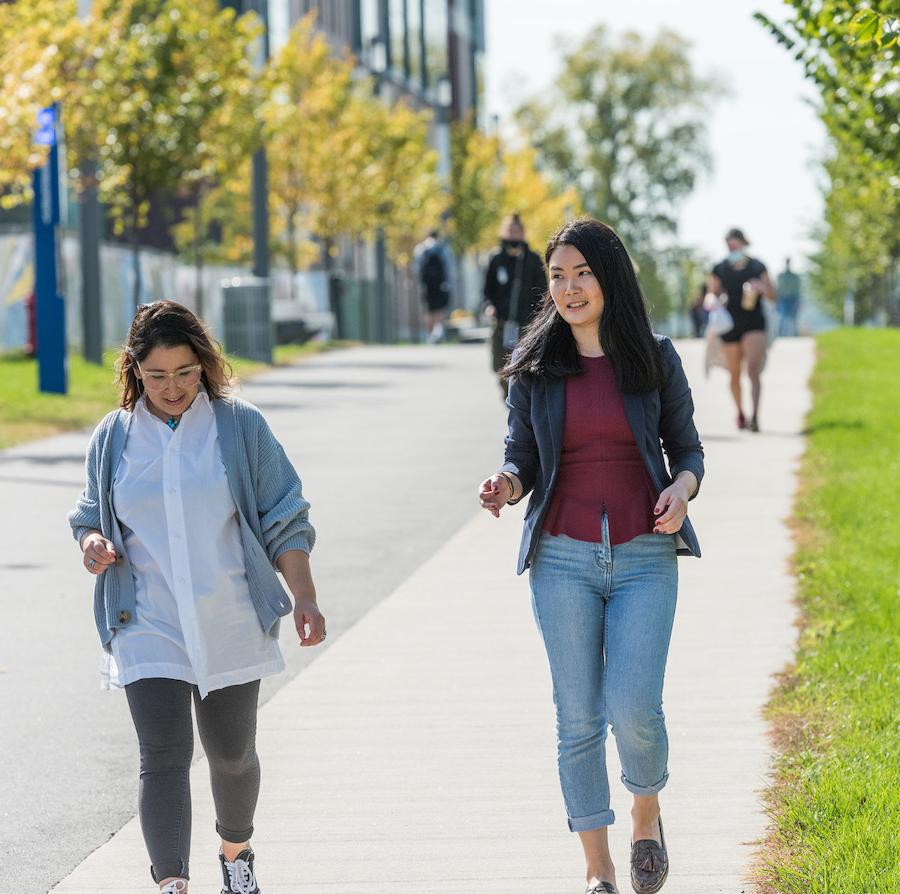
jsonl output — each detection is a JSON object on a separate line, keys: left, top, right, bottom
{"left": 704, "top": 293, "right": 734, "bottom": 336}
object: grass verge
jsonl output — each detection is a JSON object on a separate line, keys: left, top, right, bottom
{"left": 0, "top": 340, "right": 346, "bottom": 449}
{"left": 759, "top": 329, "right": 900, "bottom": 893}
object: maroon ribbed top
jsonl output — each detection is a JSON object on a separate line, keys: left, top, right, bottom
{"left": 543, "top": 355, "right": 658, "bottom": 545}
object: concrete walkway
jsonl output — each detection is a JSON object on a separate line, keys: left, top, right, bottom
{"left": 50, "top": 338, "right": 814, "bottom": 894}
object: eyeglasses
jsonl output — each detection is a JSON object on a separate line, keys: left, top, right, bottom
{"left": 137, "top": 363, "right": 203, "bottom": 391}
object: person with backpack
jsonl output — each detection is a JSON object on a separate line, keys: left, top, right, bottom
{"left": 414, "top": 230, "right": 452, "bottom": 343}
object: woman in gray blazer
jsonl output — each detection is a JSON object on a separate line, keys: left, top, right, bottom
{"left": 479, "top": 219, "right": 704, "bottom": 894}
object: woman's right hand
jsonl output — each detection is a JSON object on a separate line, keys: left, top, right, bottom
{"left": 81, "top": 532, "right": 118, "bottom": 575}
{"left": 479, "top": 474, "right": 513, "bottom": 518}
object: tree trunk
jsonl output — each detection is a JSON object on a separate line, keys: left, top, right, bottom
{"left": 287, "top": 207, "right": 297, "bottom": 305}
{"left": 193, "top": 192, "right": 204, "bottom": 317}
{"left": 323, "top": 236, "right": 339, "bottom": 337}
{"left": 130, "top": 207, "right": 142, "bottom": 313}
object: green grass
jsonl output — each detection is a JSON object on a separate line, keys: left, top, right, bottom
{"left": 0, "top": 340, "right": 344, "bottom": 449}
{"left": 760, "top": 329, "right": 900, "bottom": 894}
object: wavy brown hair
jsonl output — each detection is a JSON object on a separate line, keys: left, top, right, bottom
{"left": 116, "top": 301, "right": 233, "bottom": 411}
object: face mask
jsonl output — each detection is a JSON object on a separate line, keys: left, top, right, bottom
{"left": 502, "top": 239, "right": 523, "bottom": 250}
{"left": 727, "top": 249, "right": 746, "bottom": 263}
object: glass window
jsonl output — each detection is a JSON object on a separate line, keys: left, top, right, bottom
{"left": 406, "top": 0, "right": 424, "bottom": 92}
{"left": 388, "top": 0, "right": 408, "bottom": 79}
{"left": 360, "top": 0, "right": 380, "bottom": 66}
{"left": 267, "top": 0, "right": 291, "bottom": 56}
{"left": 423, "top": 0, "right": 448, "bottom": 96}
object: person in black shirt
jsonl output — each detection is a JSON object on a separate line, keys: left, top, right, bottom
{"left": 707, "top": 228, "right": 776, "bottom": 431}
{"left": 483, "top": 214, "right": 548, "bottom": 398}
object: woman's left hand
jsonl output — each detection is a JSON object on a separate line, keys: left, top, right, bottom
{"left": 293, "top": 598, "right": 326, "bottom": 647}
{"left": 653, "top": 481, "right": 691, "bottom": 534}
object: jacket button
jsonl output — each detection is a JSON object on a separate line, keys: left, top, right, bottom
{"left": 119, "top": 610, "right": 131, "bottom": 624}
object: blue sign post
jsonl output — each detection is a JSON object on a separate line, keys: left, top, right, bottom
{"left": 33, "top": 104, "right": 68, "bottom": 394}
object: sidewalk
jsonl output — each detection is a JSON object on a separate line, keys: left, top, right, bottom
{"left": 50, "top": 338, "right": 815, "bottom": 894}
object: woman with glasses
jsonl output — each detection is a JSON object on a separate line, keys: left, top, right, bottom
{"left": 68, "top": 300, "right": 324, "bottom": 894}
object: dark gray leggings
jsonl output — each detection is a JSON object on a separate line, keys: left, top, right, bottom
{"left": 125, "top": 677, "right": 261, "bottom": 882}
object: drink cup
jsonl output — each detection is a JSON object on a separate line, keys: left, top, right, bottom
{"left": 741, "top": 281, "right": 758, "bottom": 311}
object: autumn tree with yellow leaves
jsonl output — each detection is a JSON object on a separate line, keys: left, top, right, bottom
{"left": 449, "top": 120, "right": 578, "bottom": 259}
{"left": 0, "top": 0, "right": 262, "bottom": 309}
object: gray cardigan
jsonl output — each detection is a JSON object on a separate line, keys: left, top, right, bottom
{"left": 67, "top": 396, "right": 315, "bottom": 648}
{"left": 501, "top": 335, "right": 704, "bottom": 573}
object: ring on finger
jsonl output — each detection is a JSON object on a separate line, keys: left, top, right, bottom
{"left": 87, "top": 558, "right": 97, "bottom": 569}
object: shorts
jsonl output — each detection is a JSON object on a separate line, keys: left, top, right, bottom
{"left": 720, "top": 322, "right": 765, "bottom": 344}
{"left": 423, "top": 285, "right": 449, "bottom": 312}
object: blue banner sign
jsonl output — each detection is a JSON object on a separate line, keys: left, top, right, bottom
{"left": 33, "top": 103, "right": 67, "bottom": 394}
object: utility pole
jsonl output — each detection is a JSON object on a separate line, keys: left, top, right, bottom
{"left": 77, "top": 0, "right": 103, "bottom": 364}
{"left": 245, "top": 0, "right": 270, "bottom": 282}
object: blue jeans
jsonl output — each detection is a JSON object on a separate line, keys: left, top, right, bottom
{"left": 529, "top": 520, "right": 678, "bottom": 832}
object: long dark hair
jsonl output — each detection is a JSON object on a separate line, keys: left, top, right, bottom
{"left": 502, "top": 218, "right": 665, "bottom": 394}
{"left": 116, "top": 301, "right": 232, "bottom": 411}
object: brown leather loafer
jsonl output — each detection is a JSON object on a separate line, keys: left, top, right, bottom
{"left": 630, "top": 815, "right": 668, "bottom": 893}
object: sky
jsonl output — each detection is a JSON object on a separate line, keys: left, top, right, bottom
{"left": 484, "top": 0, "right": 828, "bottom": 275}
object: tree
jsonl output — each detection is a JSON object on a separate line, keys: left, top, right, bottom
{"left": 448, "top": 121, "right": 505, "bottom": 257}
{"left": 514, "top": 27, "right": 717, "bottom": 316}
{"left": 755, "top": 3, "right": 899, "bottom": 169}
{"left": 516, "top": 27, "right": 715, "bottom": 248}
{"left": 354, "top": 97, "right": 447, "bottom": 267}
{"left": 807, "top": 145, "right": 899, "bottom": 323}
{"left": 498, "top": 144, "right": 580, "bottom": 254}
{"left": 0, "top": 0, "right": 80, "bottom": 206}
{"left": 70, "top": 0, "right": 261, "bottom": 309}
{"left": 756, "top": 2, "right": 900, "bottom": 324}
{"left": 449, "top": 121, "right": 579, "bottom": 260}
{"left": 0, "top": 0, "right": 261, "bottom": 310}
{"left": 259, "top": 14, "right": 358, "bottom": 299}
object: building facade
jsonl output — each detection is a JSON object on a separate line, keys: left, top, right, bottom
{"left": 265, "top": 0, "right": 484, "bottom": 123}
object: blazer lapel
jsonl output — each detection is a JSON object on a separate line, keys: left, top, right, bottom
{"left": 545, "top": 376, "right": 565, "bottom": 468}
{"left": 623, "top": 392, "right": 646, "bottom": 456}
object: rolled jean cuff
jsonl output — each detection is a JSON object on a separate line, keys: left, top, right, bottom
{"left": 621, "top": 771, "right": 669, "bottom": 797}
{"left": 150, "top": 859, "right": 188, "bottom": 883}
{"left": 216, "top": 820, "right": 254, "bottom": 844}
{"left": 568, "top": 808, "right": 616, "bottom": 832}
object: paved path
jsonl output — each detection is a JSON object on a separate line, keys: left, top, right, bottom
{"left": 11, "top": 338, "right": 814, "bottom": 893}
{"left": 0, "top": 344, "right": 505, "bottom": 894}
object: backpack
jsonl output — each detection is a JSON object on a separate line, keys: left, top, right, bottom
{"left": 420, "top": 246, "right": 446, "bottom": 288}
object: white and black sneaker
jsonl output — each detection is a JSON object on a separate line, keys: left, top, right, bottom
{"left": 219, "top": 848, "right": 260, "bottom": 894}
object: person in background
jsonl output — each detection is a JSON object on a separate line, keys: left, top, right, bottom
{"left": 68, "top": 301, "right": 325, "bottom": 894}
{"left": 413, "top": 229, "right": 452, "bottom": 343}
{"left": 776, "top": 257, "right": 802, "bottom": 337}
{"left": 688, "top": 282, "right": 708, "bottom": 338}
{"left": 480, "top": 218, "right": 704, "bottom": 894}
{"left": 707, "top": 228, "right": 776, "bottom": 432}
{"left": 483, "top": 213, "right": 548, "bottom": 398}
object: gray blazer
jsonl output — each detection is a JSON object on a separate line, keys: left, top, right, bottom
{"left": 500, "top": 335, "right": 704, "bottom": 573}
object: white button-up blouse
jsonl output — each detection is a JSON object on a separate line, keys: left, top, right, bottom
{"left": 104, "top": 389, "right": 285, "bottom": 698}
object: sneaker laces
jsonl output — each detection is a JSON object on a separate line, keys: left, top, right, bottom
{"left": 160, "top": 881, "right": 188, "bottom": 894}
{"left": 224, "top": 856, "right": 257, "bottom": 894}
